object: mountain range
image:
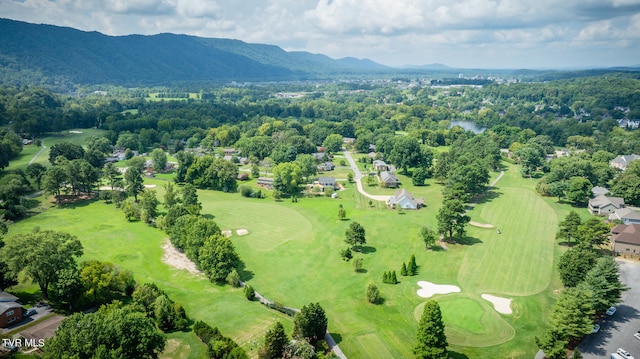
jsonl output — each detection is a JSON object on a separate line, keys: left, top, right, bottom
{"left": 0, "top": 18, "right": 390, "bottom": 87}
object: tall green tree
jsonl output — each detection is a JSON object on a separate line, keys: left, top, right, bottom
{"left": 48, "top": 142, "right": 85, "bottom": 165}
{"left": 556, "top": 210, "right": 582, "bottom": 246}
{"left": 421, "top": 226, "right": 437, "bottom": 249}
{"left": 259, "top": 321, "right": 289, "bottom": 359}
{"left": 1, "top": 228, "right": 83, "bottom": 300}
{"left": 42, "top": 165, "right": 68, "bottom": 204}
{"left": 139, "top": 189, "right": 160, "bottom": 223}
{"left": 437, "top": 199, "right": 470, "bottom": 242}
{"left": 580, "top": 256, "right": 626, "bottom": 313}
{"left": 548, "top": 287, "right": 594, "bottom": 340}
{"left": 576, "top": 217, "right": 610, "bottom": 246}
{"left": 345, "top": 221, "right": 366, "bottom": 251}
{"left": 293, "top": 302, "right": 328, "bottom": 347}
{"left": 26, "top": 162, "right": 46, "bottom": 190}
{"left": 125, "top": 166, "right": 144, "bottom": 202}
{"left": 198, "top": 235, "right": 239, "bottom": 283}
{"left": 557, "top": 243, "right": 599, "bottom": 287}
{"left": 150, "top": 148, "right": 167, "bottom": 172}
{"left": 414, "top": 300, "right": 448, "bottom": 359}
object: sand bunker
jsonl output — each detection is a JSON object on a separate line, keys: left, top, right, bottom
{"left": 416, "top": 281, "right": 461, "bottom": 298}
{"left": 236, "top": 229, "right": 249, "bottom": 236}
{"left": 469, "top": 221, "right": 495, "bottom": 228}
{"left": 161, "top": 239, "right": 202, "bottom": 275}
{"left": 69, "top": 130, "right": 83, "bottom": 133}
{"left": 481, "top": 294, "right": 512, "bottom": 314}
{"left": 221, "top": 229, "right": 232, "bottom": 237}
{"left": 144, "top": 184, "right": 157, "bottom": 188}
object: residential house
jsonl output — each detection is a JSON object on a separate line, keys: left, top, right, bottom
{"left": 317, "top": 162, "right": 335, "bottom": 171}
{"left": 609, "top": 208, "right": 640, "bottom": 225}
{"left": 591, "top": 186, "right": 610, "bottom": 197}
{"left": 588, "top": 195, "right": 625, "bottom": 215}
{"left": 0, "top": 302, "right": 23, "bottom": 328}
{"left": 257, "top": 177, "right": 274, "bottom": 189}
{"left": 380, "top": 171, "right": 399, "bottom": 188}
{"left": 0, "top": 292, "right": 19, "bottom": 303}
{"left": 317, "top": 176, "right": 338, "bottom": 191}
{"left": 611, "top": 223, "right": 640, "bottom": 255}
{"left": 610, "top": 154, "right": 640, "bottom": 171}
{"left": 373, "top": 160, "right": 389, "bottom": 172}
{"left": 387, "top": 189, "right": 424, "bottom": 210}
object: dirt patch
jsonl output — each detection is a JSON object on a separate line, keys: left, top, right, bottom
{"left": 481, "top": 294, "right": 512, "bottom": 314}
{"left": 469, "top": 221, "right": 495, "bottom": 228}
{"left": 98, "top": 186, "right": 124, "bottom": 191}
{"left": 236, "top": 229, "right": 249, "bottom": 236}
{"left": 416, "top": 281, "right": 461, "bottom": 298}
{"left": 161, "top": 239, "right": 202, "bottom": 276}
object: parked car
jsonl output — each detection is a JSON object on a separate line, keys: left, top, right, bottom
{"left": 634, "top": 332, "right": 640, "bottom": 340}
{"left": 606, "top": 306, "right": 617, "bottom": 315}
{"left": 592, "top": 324, "right": 601, "bottom": 333}
{"left": 617, "top": 348, "right": 634, "bottom": 359}
{"left": 23, "top": 308, "right": 37, "bottom": 317}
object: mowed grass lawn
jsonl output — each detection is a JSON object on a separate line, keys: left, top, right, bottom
{"left": 6, "top": 160, "right": 572, "bottom": 358}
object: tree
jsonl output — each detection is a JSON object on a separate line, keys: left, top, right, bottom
{"left": 272, "top": 162, "right": 303, "bottom": 197}
{"left": 556, "top": 210, "right": 582, "bottom": 246}
{"left": 259, "top": 321, "right": 289, "bottom": 359}
{"left": 125, "top": 166, "right": 144, "bottom": 202}
{"left": 150, "top": 148, "right": 167, "bottom": 172}
{"left": 353, "top": 257, "right": 363, "bottom": 272}
{"left": 548, "top": 287, "right": 594, "bottom": 340}
{"left": 337, "top": 204, "right": 346, "bottom": 220}
{"left": 198, "top": 235, "right": 239, "bottom": 283}
{"left": 51, "top": 267, "right": 84, "bottom": 309}
{"left": 1, "top": 228, "right": 83, "bottom": 300}
{"left": 80, "top": 260, "right": 135, "bottom": 305}
{"left": 408, "top": 254, "right": 418, "bottom": 275}
{"left": 43, "top": 304, "right": 165, "bottom": 359}
{"left": 345, "top": 221, "right": 366, "bottom": 251}
{"left": 42, "top": 165, "right": 68, "bottom": 204}
{"left": 557, "top": 243, "right": 599, "bottom": 287}
{"left": 580, "top": 256, "right": 626, "bottom": 313}
{"left": 154, "top": 294, "right": 176, "bottom": 331}
{"left": 412, "top": 167, "right": 429, "bottom": 186}
{"left": 244, "top": 284, "right": 255, "bottom": 301}
{"left": 535, "top": 327, "right": 568, "bottom": 359}
{"left": 516, "top": 146, "right": 544, "bottom": 177}
{"left": 163, "top": 182, "right": 178, "bottom": 208}
{"left": 181, "top": 183, "right": 201, "bottom": 215}
{"left": 366, "top": 282, "right": 380, "bottom": 304}
{"left": 576, "top": 217, "right": 610, "bottom": 246}
{"left": 103, "top": 162, "right": 123, "bottom": 191}
{"left": 282, "top": 340, "right": 315, "bottom": 359}
{"left": 48, "top": 142, "right": 85, "bottom": 165}
{"left": 437, "top": 199, "right": 470, "bottom": 242}
{"left": 322, "top": 133, "right": 343, "bottom": 153}
{"left": 388, "top": 136, "right": 424, "bottom": 174}
{"left": 26, "top": 163, "right": 46, "bottom": 190}
{"left": 401, "top": 262, "right": 408, "bottom": 276}
{"left": 414, "top": 300, "right": 448, "bottom": 359}
{"left": 421, "top": 226, "right": 437, "bottom": 249}
{"left": 566, "top": 176, "right": 592, "bottom": 206}
{"left": 86, "top": 135, "right": 112, "bottom": 155}
{"left": 139, "top": 189, "right": 159, "bottom": 222}
{"left": 293, "top": 302, "right": 328, "bottom": 346}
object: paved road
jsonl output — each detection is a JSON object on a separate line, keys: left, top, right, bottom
{"left": 342, "top": 151, "right": 390, "bottom": 202}
{"left": 28, "top": 145, "right": 46, "bottom": 165}
{"left": 578, "top": 259, "right": 640, "bottom": 358}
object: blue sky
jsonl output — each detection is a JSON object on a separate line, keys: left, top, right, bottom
{"left": 2, "top": 0, "right": 640, "bottom": 69}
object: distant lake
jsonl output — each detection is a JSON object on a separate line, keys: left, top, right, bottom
{"left": 449, "top": 120, "right": 486, "bottom": 134}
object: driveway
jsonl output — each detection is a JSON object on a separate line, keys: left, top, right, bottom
{"left": 578, "top": 259, "right": 640, "bottom": 358}
{"left": 342, "top": 151, "right": 390, "bottom": 202}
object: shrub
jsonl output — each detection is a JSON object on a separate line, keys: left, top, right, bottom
{"left": 366, "top": 283, "right": 380, "bottom": 304}
{"left": 226, "top": 269, "right": 241, "bottom": 287}
{"left": 239, "top": 185, "right": 254, "bottom": 198}
{"left": 244, "top": 284, "right": 255, "bottom": 301}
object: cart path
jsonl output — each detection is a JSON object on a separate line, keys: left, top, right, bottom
{"left": 28, "top": 145, "right": 46, "bottom": 165}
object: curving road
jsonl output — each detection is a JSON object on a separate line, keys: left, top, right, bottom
{"left": 343, "top": 151, "right": 390, "bottom": 202}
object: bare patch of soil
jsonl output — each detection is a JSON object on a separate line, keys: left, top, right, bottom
{"left": 161, "top": 239, "right": 202, "bottom": 275}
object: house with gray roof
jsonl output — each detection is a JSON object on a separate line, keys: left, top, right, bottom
{"left": 373, "top": 160, "right": 389, "bottom": 172}
{"left": 380, "top": 171, "right": 399, "bottom": 188}
{"left": 609, "top": 207, "right": 640, "bottom": 225}
{"left": 317, "top": 176, "right": 338, "bottom": 190}
{"left": 591, "top": 186, "right": 610, "bottom": 197}
{"left": 610, "top": 154, "right": 640, "bottom": 171}
{"left": 387, "top": 189, "right": 424, "bottom": 210}
{"left": 588, "top": 195, "right": 625, "bottom": 215}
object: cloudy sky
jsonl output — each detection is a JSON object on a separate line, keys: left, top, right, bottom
{"left": 2, "top": 0, "right": 640, "bottom": 69}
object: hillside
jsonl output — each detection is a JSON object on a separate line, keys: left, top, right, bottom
{"left": 0, "top": 18, "right": 389, "bottom": 87}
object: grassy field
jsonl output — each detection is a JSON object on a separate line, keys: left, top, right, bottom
{"left": 4, "top": 157, "right": 579, "bottom": 358}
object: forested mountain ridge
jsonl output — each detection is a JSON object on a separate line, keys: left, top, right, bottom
{"left": 0, "top": 18, "right": 388, "bottom": 88}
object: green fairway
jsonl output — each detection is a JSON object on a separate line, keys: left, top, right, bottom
{"left": 459, "top": 186, "right": 557, "bottom": 296}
